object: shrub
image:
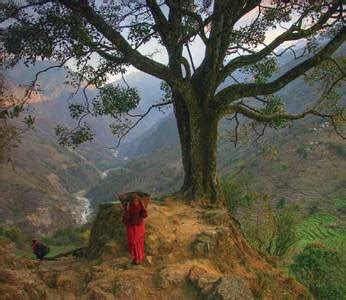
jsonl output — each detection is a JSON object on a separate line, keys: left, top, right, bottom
{"left": 335, "top": 198, "right": 346, "bottom": 214}
{"left": 308, "top": 204, "right": 320, "bottom": 215}
{"left": 290, "top": 243, "right": 346, "bottom": 300}
{"left": 221, "top": 177, "right": 258, "bottom": 212}
{"left": 276, "top": 197, "right": 286, "bottom": 209}
{"left": 336, "top": 204, "right": 346, "bottom": 214}
{"left": 242, "top": 200, "right": 297, "bottom": 257}
{"left": 0, "top": 225, "right": 27, "bottom": 248}
{"left": 296, "top": 144, "right": 308, "bottom": 159}
{"left": 273, "top": 209, "right": 297, "bottom": 257}
{"left": 43, "top": 227, "right": 89, "bottom": 246}
{"left": 327, "top": 142, "right": 346, "bottom": 159}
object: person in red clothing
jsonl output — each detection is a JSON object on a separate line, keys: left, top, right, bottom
{"left": 122, "top": 197, "right": 148, "bottom": 265}
{"left": 31, "top": 239, "right": 49, "bottom": 260}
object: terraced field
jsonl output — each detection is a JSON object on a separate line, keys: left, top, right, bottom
{"left": 295, "top": 213, "right": 346, "bottom": 250}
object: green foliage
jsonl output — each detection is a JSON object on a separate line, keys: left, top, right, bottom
{"left": 295, "top": 214, "right": 346, "bottom": 250}
{"left": 296, "top": 144, "right": 309, "bottom": 159}
{"left": 326, "top": 142, "right": 346, "bottom": 159}
{"left": 276, "top": 197, "right": 287, "bottom": 209}
{"left": 308, "top": 204, "right": 320, "bottom": 215}
{"left": 260, "top": 95, "right": 287, "bottom": 129}
{"left": 244, "top": 57, "right": 278, "bottom": 84}
{"left": 68, "top": 103, "right": 87, "bottom": 120}
{"left": 55, "top": 123, "right": 94, "bottom": 148}
{"left": 160, "top": 81, "right": 172, "bottom": 103}
{"left": 93, "top": 84, "right": 140, "bottom": 117}
{"left": 42, "top": 227, "right": 90, "bottom": 246}
{"left": 290, "top": 243, "right": 346, "bottom": 299}
{"left": 273, "top": 208, "right": 298, "bottom": 257}
{"left": 241, "top": 199, "right": 298, "bottom": 257}
{"left": 128, "top": 22, "right": 154, "bottom": 47}
{"left": 221, "top": 177, "right": 257, "bottom": 212}
{"left": 23, "top": 115, "right": 36, "bottom": 129}
{"left": 0, "top": 226, "right": 27, "bottom": 248}
{"left": 335, "top": 198, "right": 346, "bottom": 214}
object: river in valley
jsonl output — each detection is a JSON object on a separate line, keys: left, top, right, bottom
{"left": 73, "top": 189, "right": 92, "bottom": 224}
{"left": 73, "top": 166, "right": 123, "bottom": 223}
{"left": 100, "top": 166, "right": 122, "bottom": 179}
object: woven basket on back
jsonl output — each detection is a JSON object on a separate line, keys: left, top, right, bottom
{"left": 118, "top": 191, "right": 150, "bottom": 208}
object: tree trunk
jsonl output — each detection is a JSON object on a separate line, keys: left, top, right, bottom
{"left": 173, "top": 92, "right": 221, "bottom": 203}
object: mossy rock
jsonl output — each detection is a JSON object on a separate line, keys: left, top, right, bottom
{"left": 86, "top": 202, "right": 127, "bottom": 259}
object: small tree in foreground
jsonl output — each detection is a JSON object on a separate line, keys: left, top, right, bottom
{"left": 1, "top": 0, "right": 345, "bottom": 202}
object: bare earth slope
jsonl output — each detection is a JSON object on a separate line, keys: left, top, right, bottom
{"left": 0, "top": 199, "right": 308, "bottom": 299}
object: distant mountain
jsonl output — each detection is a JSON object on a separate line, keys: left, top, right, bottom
{"left": 119, "top": 113, "right": 179, "bottom": 158}
{"left": 5, "top": 61, "right": 170, "bottom": 148}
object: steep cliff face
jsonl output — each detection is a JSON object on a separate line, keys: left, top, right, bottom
{"left": 0, "top": 199, "right": 308, "bottom": 299}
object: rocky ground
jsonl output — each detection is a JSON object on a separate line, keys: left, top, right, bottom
{"left": 0, "top": 199, "right": 308, "bottom": 299}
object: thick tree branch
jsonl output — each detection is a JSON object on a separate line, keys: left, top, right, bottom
{"left": 215, "top": 26, "right": 346, "bottom": 111}
{"left": 218, "top": 3, "right": 340, "bottom": 84}
{"left": 58, "top": 0, "right": 182, "bottom": 88}
{"left": 145, "top": 0, "right": 170, "bottom": 46}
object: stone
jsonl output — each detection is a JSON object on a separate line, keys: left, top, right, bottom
{"left": 207, "top": 275, "right": 254, "bottom": 300}
{"left": 191, "top": 231, "right": 217, "bottom": 256}
{"left": 157, "top": 264, "right": 192, "bottom": 288}
{"left": 188, "top": 266, "right": 220, "bottom": 296}
{"left": 86, "top": 202, "right": 127, "bottom": 259}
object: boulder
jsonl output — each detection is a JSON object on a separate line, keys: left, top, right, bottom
{"left": 86, "top": 202, "right": 127, "bottom": 259}
{"left": 207, "top": 275, "right": 254, "bottom": 300}
{"left": 157, "top": 265, "right": 190, "bottom": 288}
{"left": 191, "top": 228, "right": 228, "bottom": 257}
{"left": 188, "top": 266, "right": 220, "bottom": 295}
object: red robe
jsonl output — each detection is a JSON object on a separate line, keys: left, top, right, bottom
{"left": 123, "top": 201, "right": 147, "bottom": 264}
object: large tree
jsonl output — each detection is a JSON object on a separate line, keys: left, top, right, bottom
{"left": 1, "top": 0, "right": 345, "bottom": 202}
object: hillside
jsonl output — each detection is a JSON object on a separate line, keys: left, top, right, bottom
{"left": 0, "top": 198, "right": 308, "bottom": 299}
{"left": 0, "top": 117, "right": 116, "bottom": 234}
{"left": 118, "top": 114, "right": 179, "bottom": 159}
{"left": 5, "top": 61, "right": 170, "bottom": 148}
{"left": 87, "top": 145, "right": 182, "bottom": 210}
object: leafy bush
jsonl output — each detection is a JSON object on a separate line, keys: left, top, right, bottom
{"left": 221, "top": 177, "right": 258, "bottom": 212}
{"left": 290, "top": 243, "right": 346, "bottom": 300}
{"left": 327, "top": 142, "right": 346, "bottom": 159}
{"left": 308, "top": 204, "right": 320, "bottom": 215}
{"left": 335, "top": 198, "right": 346, "bottom": 214}
{"left": 296, "top": 144, "right": 308, "bottom": 159}
{"left": 273, "top": 209, "right": 298, "bottom": 256}
{"left": 276, "top": 197, "right": 287, "bottom": 210}
{"left": 242, "top": 199, "right": 298, "bottom": 257}
{"left": 0, "top": 225, "right": 27, "bottom": 248}
{"left": 337, "top": 204, "right": 346, "bottom": 214}
{"left": 42, "top": 227, "right": 90, "bottom": 246}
